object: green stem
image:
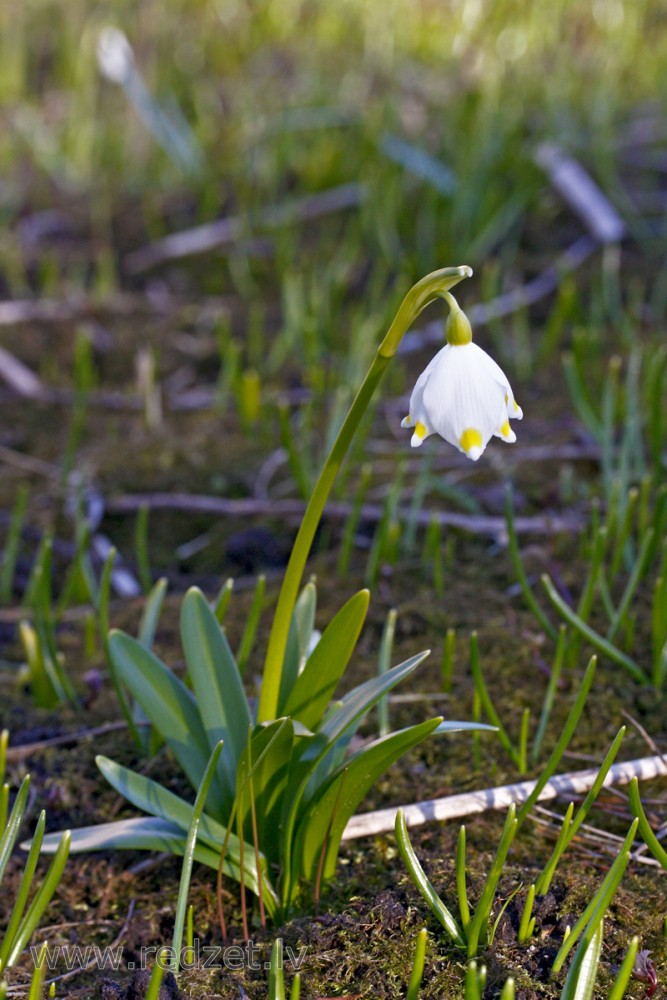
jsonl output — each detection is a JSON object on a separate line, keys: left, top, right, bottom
{"left": 258, "top": 265, "right": 472, "bottom": 722}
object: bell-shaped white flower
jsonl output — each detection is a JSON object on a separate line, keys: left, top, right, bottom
{"left": 401, "top": 294, "right": 522, "bottom": 461}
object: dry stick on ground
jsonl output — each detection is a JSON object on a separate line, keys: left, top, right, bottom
{"left": 0, "top": 347, "right": 44, "bottom": 399}
{"left": 0, "top": 443, "right": 59, "bottom": 479}
{"left": 4, "top": 722, "right": 131, "bottom": 764}
{"left": 0, "top": 292, "right": 181, "bottom": 327}
{"left": 342, "top": 754, "right": 667, "bottom": 839}
{"left": 123, "top": 182, "right": 366, "bottom": 273}
{"left": 105, "top": 491, "right": 580, "bottom": 537}
{"left": 534, "top": 143, "right": 627, "bottom": 244}
{"left": 0, "top": 448, "right": 141, "bottom": 598}
{"left": 531, "top": 805, "right": 664, "bottom": 867}
{"left": 0, "top": 148, "right": 623, "bottom": 339}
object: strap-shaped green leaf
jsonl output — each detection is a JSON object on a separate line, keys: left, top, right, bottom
{"left": 628, "top": 776, "right": 667, "bottom": 870}
{"left": 0, "top": 810, "right": 46, "bottom": 969}
{"left": 560, "top": 920, "right": 604, "bottom": 1000}
{"left": 541, "top": 575, "right": 647, "bottom": 683}
{"left": 279, "top": 650, "right": 431, "bottom": 907}
{"left": 465, "top": 805, "right": 518, "bottom": 956}
{"left": 96, "top": 755, "right": 242, "bottom": 858}
{"left": 294, "top": 718, "right": 442, "bottom": 887}
{"left": 551, "top": 818, "right": 638, "bottom": 975}
{"left": 3, "top": 829, "right": 70, "bottom": 970}
{"left": 236, "top": 720, "right": 294, "bottom": 867}
{"left": 395, "top": 809, "right": 465, "bottom": 946}
{"left": 35, "top": 817, "right": 275, "bottom": 911}
{"left": 282, "top": 589, "right": 369, "bottom": 728}
{"left": 37, "top": 816, "right": 207, "bottom": 854}
{"left": 268, "top": 938, "right": 285, "bottom": 1000}
{"left": 303, "top": 650, "right": 431, "bottom": 799}
{"left": 278, "top": 581, "right": 317, "bottom": 714}
{"left": 536, "top": 726, "right": 626, "bottom": 894}
{"left": 608, "top": 936, "right": 640, "bottom": 1000}
{"left": 94, "top": 754, "right": 278, "bottom": 914}
{"left": 0, "top": 775, "right": 30, "bottom": 883}
{"left": 172, "top": 741, "right": 224, "bottom": 969}
{"left": 138, "top": 577, "right": 168, "bottom": 649}
{"left": 319, "top": 650, "right": 431, "bottom": 744}
{"left": 181, "top": 588, "right": 251, "bottom": 811}
{"left": 108, "top": 629, "right": 225, "bottom": 815}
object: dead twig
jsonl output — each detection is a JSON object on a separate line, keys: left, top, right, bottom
{"left": 124, "top": 182, "right": 366, "bottom": 273}
{"left": 342, "top": 753, "right": 667, "bottom": 839}
{"left": 5, "top": 722, "right": 130, "bottom": 763}
{"left": 535, "top": 143, "right": 627, "bottom": 244}
{"left": 105, "top": 491, "right": 580, "bottom": 537}
{"left": 0, "top": 347, "right": 44, "bottom": 399}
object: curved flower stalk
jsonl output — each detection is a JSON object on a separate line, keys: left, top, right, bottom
{"left": 259, "top": 265, "right": 474, "bottom": 722}
{"left": 401, "top": 292, "right": 522, "bottom": 460}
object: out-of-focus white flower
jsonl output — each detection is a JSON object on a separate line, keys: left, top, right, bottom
{"left": 401, "top": 294, "right": 522, "bottom": 461}
{"left": 97, "top": 27, "right": 134, "bottom": 85}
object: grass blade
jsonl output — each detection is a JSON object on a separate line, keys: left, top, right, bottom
{"left": 628, "top": 776, "right": 667, "bottom": 870}
{"left": 394, "top": 808, "right": 465, "bottom": 947}
{"left": 0, "top": 811, "right": 46, "bottom": 969}
{"left": 542, "top": 575, "right": 646, "bottom": 682}
{"left": 469, "top": 632, "right": 520, "bottom": 768}
{"left": 608, "top": 936, "right": 640, "bottom": 1000}
{"left": 505, "top": 486, "right": 557, "bottom": 640}
{"left": 4, "top": 830, "right": 70, "bottom": 969}
{"left": 536, "top": 727, "right": 625, "bottom": 893}
{"left": 0, "top": 776, "right": 30, "bottom": 883}
{"left": 406, "top": 928, "right": 428, "bottom": 1000}
{"left": 560, "top": 918, "right": 604, "bottom": 1000}
{"left": 531, "top": 625, "right": 566, "bottom": 763}
{"left": 456, "top": 826, "right": 470, "bottom": 930}
{"left": 171, "top": 741, "right": 224, "bottom": 970}
{"left": 551, "top": 819, "right": 638, "bottom": 975}
{"left": 516, "top": 656, "right": 596, "bottom": 826}
{"left": 466, "top": 804, "right": 518, "bottom": 956}
{"left": 236, "top": 574, "right": 266, "bottom": 676}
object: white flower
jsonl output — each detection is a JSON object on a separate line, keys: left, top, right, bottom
{"left": 401, "top": 299, "right": 522, "bottom": 460}
{"left": 97, "top": 28, "right": 134, "bottom": 85}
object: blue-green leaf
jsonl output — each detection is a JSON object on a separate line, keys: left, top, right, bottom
{"left": 108, "top": 630, "right": 225, "bottom": 815}
{"left": 294, "top": 718, "right": 442, "bottom": 887}
{"left": 304, "top": 650, "right": 431, "bottom": 796}
{"left": 319, "top": 651, "right": 431, "bottom": 744}
{"left": 282, "top": 589, "right": 369, "bottom": 728}
{"left": 236, "top": 719, "right": 294, "bottom": 867}
{"left": 278, "top": 581, "right": 317, "bottom": 713}
{"left": 181, "top": 588, "right": 251, "bottom": 811}
{"left": 35, "top": 817, "right": 276, "bottom": 914}
{"left": 138, "top": 577, "right": 168, "bottom": 649}
{"left": 96, "top": 755, "right": 240, "bottom": 857}
{"left": 279, "top": 650, "right": 432, "bottom": 906}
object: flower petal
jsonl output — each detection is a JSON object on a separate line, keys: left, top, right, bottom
{"left": 401, "top": 337, "right": 521, "bottom": 460}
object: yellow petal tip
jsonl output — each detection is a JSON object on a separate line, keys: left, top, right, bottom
{"left": 460, "top": 428, "right": 482, "bottom": 457}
